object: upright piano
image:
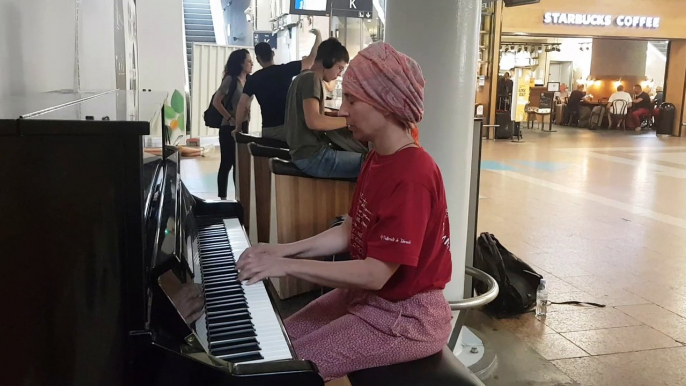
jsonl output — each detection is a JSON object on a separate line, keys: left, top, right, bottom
{"left": 0, "top": 90, "right": 324, "bottom": 386}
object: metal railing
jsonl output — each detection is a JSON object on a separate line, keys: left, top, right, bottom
{"left": 447, "top": 266, "right": 499, "bottom": 351}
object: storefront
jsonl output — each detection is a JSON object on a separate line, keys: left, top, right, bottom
{"left": 485, "top": 0, "right": 686, "bottom": 136}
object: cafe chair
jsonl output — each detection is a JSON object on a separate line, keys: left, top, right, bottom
{"left": 611, "top": 100, "right": 628, "bottom": 131}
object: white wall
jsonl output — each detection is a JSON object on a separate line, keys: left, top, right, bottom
{"left": 0, "top": 0, "right": 77, "bottom": 98}
{"left": 275, "top": 27, "right": 298, "bottom": 63}
{"left": 298, "top": 16, "right": 328, "bottom": 60}
{"left": 211, "top": 0, "right": 228, "bottom": 46}
{"left": 80, "top": 0, "right": 116, "bottom": 90}
{"left": 548, "top": 38, "right": 592, "bottom": 85}
{"left": 138, "top": 0, "right": 188, "bottom": 94}
{"left": 646, "top": 43, "right": 666, "bottom": 89}
{"left": 138, "top": 0, "right": 188, "bottom": 135}
{"left": 254, "top": 0, "right": 272, "bottom": 31}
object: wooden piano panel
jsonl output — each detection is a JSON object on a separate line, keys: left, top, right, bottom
{"left": 270, "top": 174, "right": 356, "bottom": 299}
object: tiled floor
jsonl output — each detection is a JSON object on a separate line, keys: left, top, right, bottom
{"left": 182, "top": 125, "right": 686, "bottom": 384}
{"left": 477, "top": 125, "right": 686, "bottom": 385}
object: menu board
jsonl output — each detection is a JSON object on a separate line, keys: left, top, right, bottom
{"left": 539, "top": 92, "right": 554, "bottom": 110}
{"left": 290, "top": 0, "right": 331, "bottom": 15}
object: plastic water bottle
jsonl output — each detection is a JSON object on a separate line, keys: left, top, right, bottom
{"left": 536, "top": 279, "right": 548, "bottom": 318}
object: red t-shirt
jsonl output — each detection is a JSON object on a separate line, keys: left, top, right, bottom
{"left": 348, "top": 147, "right": 452, "bottom": 301}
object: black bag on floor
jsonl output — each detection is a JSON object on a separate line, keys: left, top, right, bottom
{"left": 473, "top": 232, "right": 543, "bottom": 318}
{"left": 495, "top": 111, "right": 513, "bottom": 139}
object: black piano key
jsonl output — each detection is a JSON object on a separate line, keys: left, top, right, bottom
{"left": 203, "top": 274, "right": 238, "bottom": 283}
{"left": 204, "top": 282, "right": 242, "bottom": 292}
{"left": 204, "top": 293, "right": 246, "bottom": 304}
{"left": 206, "top": 300, "right": 247, "bottom": 311}
{"left": 202, "top": 268, "right": 237, "bottom": 276}
{"left": 208, "top": 326, "right": 255, "bottom": 339}
{"left": 203, "top": 264, "right": 235, "bottom": 270}
{"left": 216, "top": 351, "right": 264, "bottom": 363}
{"left": 202, "top": 256, "right": 233, "bottom": 262}
{"left": 207, "top": 309, "right": 251, "bottom": 321}
{"left": 210, "top": 336, "right": 258, "bottom": 349}
{"left": 201, "top": 254, "right": 235, "bottom": 261}
{"left": 204, "top": 278, "right": 241, "bottom": 286}
{"left": 211, "top": 342, "right": 262, "bottom": 358}
{"left": 206, "top": 307, "right": 250, "bottom": 319}
{"left": 204, "top": 287, "right": 243, "bottom": 297}
{"left": 210, "top": 336, "right": 258, "bottom": 350}
{"left": 208, "top": 322, "right": 255, "bottom": 337}
{"left": 201, "top": 264, "right": 236, "bottom": 271}
{"left": 208, "top": 312, "right": 252, "bottom": 326}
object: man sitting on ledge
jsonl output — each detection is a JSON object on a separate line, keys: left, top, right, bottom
{"left": 284, "top": 38, "right": 363, "bottom": 179}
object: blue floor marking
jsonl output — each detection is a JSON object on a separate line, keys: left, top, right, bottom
{"left": 480, "top": 161, "right": 521, "bottom": 171}
{"left": 510, "top": 160, "right": 571, "bottom": 172}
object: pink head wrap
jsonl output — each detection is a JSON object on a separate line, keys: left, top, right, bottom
{"left": 342, "top": 42, "right": 426, "bottom": 143}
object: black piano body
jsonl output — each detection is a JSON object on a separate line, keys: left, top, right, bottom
{"left": 0, "top": 90, "right": 323, "bottom": 386}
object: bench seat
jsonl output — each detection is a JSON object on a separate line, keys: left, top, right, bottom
{"left": 348, "top": 347, "right": 484, "bottom": 386}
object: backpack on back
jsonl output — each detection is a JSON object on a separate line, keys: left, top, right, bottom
{"left": 204, "top": 76, "right": 239, "bottom": 129}
{"left": 473, "top": 232, "right": 543, "bottom": 318}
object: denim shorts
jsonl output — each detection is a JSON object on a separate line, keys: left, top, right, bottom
{"left": 293, "top": 147, "right": 363, "bottom": 179}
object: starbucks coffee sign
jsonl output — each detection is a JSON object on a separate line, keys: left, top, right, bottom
{"left": 543, "top": 12, "right": 661, "bottom": 29}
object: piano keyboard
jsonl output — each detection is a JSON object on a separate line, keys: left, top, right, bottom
{"left": 193, "top": 217, "right": 293, "bottom": 364}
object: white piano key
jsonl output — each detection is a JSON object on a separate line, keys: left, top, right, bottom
{"left": 184, "top": 218, "right": 294, "bottom": 364}
{"left": 222, "top": 218, "right": 293, "bottom": 363}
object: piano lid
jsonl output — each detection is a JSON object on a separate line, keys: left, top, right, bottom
{"left": 18, "top": 90, "right": 168, "bottom": 136}
{"left": 0, "top": 90, "right": 111, "bottom": 136}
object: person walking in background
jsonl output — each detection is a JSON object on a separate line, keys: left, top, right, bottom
{"left": 497, "top": 72, "right": 514, "bottom": 111}
{"left": 212, "top": 49, "right": 253, "bottom": 200}
{"left": 628, "top": 84, "right": 652, "bottom": 131}
{"left": 233, "top": 29, "right": 322, "bottom": 142}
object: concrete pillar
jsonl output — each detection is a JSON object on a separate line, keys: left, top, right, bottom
{"left": 385, "top": 0, "right": 481, "bottom": 303}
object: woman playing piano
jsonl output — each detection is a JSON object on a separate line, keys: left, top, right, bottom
{"left": 237, "top": 42, "right": 452, "bottom": 382}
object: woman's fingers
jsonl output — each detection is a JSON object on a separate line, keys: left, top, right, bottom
{"left": 246, "top": 271, "right": 268, "bottom": 285}
{"left": 237, "top": 256, "right": 272, "bottom": 283}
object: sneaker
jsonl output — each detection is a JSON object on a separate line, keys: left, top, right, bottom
{"left": 201, "top": 144, "right": 215, "bottom": 157}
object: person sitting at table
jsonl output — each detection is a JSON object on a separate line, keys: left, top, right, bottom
{"left": 628, "top": 84, "right": 652, "bottom": 131}
{"left": 563, "top": 84, "right": 587, "bottom": 126}
{"left": 605, "top": 85, "right": 633, "bottom": 129}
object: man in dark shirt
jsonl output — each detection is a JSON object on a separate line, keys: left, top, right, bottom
{"left": 628, "top": 84, "right": 652, "bottom": 131}
{"left": 234, "top": 29, "right": 322, "bottom": 142}
{"left": 563, "top": 84, "right": 587, "bottom": 126}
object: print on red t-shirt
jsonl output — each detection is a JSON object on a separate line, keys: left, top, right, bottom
{"left": 348, "top": 148, "right": 452, "bottom": 301}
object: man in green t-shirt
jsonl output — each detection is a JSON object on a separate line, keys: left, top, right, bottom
{"left": 284, "top": 38, "right": 363, "bottom": 179}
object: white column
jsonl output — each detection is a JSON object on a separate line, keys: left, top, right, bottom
{"left": 385, "top": 0, "right": 481, "bottom": 303}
